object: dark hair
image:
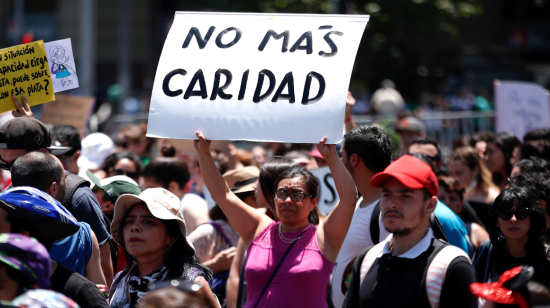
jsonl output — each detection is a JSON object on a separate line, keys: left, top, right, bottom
{"left": 259, "top": 157, "right": 295, "bottom": 210}
{"left": 0, "top": 263, "right": 35, "bottom": 296}
{"left": 410, "top": 153, "right": 435, "bottom": 172}
{"left": 11, "top": 151, "right": 63, "bottom": 192}
{"left": 470, "top": 131, "right": 495, "bottom": 147}
{"left": 143, "top": 157, "right": 189, "bottom": 190}
{"left": 453, "top": 135, "right": 472, "bottom": 150}
{"left": 51, "top": 125, "right": 81, "bottom": 157}
{"left": 490, "top": 187, "right": 546, "bottom": 265}
{"left": 3, "top": 208, "right": 54, "bottom": 250}
{"left": 101, "top": 151, "right": 142, "bottom": 178}
{"left": 486, "top": 133, "right": 522, "bottom": 180}
{"left": 409, "top": 138, "right": 442, "bottom": 162}
{"left": 511, "top": 173, "right": 550, "bottom": 215}
{"left": 524, "top": 128, "right": 550, "bottom": 143}
{"left": 437, "top": 176, "right": 465, "bottom": 201}
{"left": 117, "top": 203, "right": 213, "bottom": 282}
{"left": 283, "top": 150, "right": 310, "bottom": 160}
{"left": 160, "top": 144, "right": 176, "bottom": 157}
{"left": 343, "top": 125, "right": 392, "bottom": 173}
{"left": 274, "top": 166, "right": 320, "bottom": 225}
{"left": 515, "top": 157, "right": 550, "bottom": 175}
{"left": 209, "top": 191, "right": 254, "bottom": 221}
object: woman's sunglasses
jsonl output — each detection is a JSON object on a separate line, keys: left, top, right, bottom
{"left": 494, "top": 208, "right": 533, "bottom": 220}
{"left": 111, "top": 168, "right": 138, "bottom": 179}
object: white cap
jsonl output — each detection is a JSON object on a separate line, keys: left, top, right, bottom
{"left": 77, "top": 133, "right": 114, "bottom": 170}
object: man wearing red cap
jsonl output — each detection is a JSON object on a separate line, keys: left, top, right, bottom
{"left": 343, "top": 155, "right": 477, "bottom": 308}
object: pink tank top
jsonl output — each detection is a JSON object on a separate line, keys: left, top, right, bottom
{"left": 244, "top": 222, "right": 334, "bottom": 308}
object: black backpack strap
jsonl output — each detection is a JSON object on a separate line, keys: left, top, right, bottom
{"left": 236, "top": 250, "right": 249, "bottom": 308}
{"left": 62, "top": 172, "right": 91, "bottom": 213}
{"left": 370, "top": 200, "right": 381, "bottom": 245}
{"left": 429, "top": 213, "right": 448, "bottom": 243}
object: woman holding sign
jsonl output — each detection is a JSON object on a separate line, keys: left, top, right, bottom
{"left": 194, "top": 132, "right": 357, "bottom": 308}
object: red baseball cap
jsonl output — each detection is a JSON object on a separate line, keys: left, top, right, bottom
{"left": 370, "top": 155, "right": 438, "bottom": 196}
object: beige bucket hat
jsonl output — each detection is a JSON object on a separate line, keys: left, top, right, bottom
{"left": 111, "top": 187, "right": 195, "bottom": 254}
{"left": 223, "top": 166, "right": 260, "bottom": 194}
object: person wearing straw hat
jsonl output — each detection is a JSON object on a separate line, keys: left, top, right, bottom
{"left": 108, "top": 188, "right": 218, "bottom": 308}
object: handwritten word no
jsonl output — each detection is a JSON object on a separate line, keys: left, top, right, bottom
{"left": 182, "top": 26, "right": 344, "bottom": 57}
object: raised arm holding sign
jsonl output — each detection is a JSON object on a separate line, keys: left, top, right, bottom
{"left": 148, "top": 12, "right": 369, "bottom": 144}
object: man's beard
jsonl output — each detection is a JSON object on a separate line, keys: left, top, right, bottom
{"left": 56, "top": 186, "right": 66, "bottom": 203}
{"left": 384, "top": 226, "right": 412, "bottom": 236}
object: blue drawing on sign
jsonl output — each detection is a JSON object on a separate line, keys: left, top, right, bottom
{"left": 50, "top": 45, "right": 76, "bottom": 87}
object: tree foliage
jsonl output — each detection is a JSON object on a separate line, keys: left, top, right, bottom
{"left": 184, "top": 0, "right": 484, "bottom": 95}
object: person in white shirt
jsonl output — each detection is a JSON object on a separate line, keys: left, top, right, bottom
{"left": 330, "top": 125, "right": 393, "bottom": 308}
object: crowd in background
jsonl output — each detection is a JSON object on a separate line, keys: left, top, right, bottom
{"left": 0, "top": 92, "right": 550, "bottom": 308}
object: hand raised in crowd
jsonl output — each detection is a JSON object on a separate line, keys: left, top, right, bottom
{"left": 11, "top": 94, "right": 34, "bottom": 118}
{"left": 194, "top": 131, "right": 212, "bottom": 154}
{"left": 316, "top": 136, "right": 339, "bottom": 163}
{"left": 208, "top": 247, "right": 237, "bottom": 275}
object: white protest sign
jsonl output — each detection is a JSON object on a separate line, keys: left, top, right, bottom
{"left": 148, "top": 12, "right": 369, "bottom": 144}
{"left": 44, "top": 38, "right": 79, "bottom": 93}
{"left": 310, "top": 166, "right": 340, "bottom": 215}
{"left": 495, "top": 80, "right": 550, "bottom": 141}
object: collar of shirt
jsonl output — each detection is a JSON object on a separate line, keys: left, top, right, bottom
{"left": 378, "top": 228, "right": 434, "bottom": 259}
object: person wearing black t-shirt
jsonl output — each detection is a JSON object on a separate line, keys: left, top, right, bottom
{"left": 473, "top": 186, "right": 550, "bottom": 287}
{"left": 343, "top": 155, "right": 477, "bottom": 308}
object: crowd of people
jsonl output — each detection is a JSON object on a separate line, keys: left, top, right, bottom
{"left": 0, "top": 93, "right": 550, "bottom": 308}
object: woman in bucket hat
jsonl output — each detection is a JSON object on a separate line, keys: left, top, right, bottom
{"left": 108, "top": 188, "right": 217, "bottom": 308}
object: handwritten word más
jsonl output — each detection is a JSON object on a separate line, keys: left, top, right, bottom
{"left": 163, "top": 68, "right": 325, "bottom": 105}
{"left": 1, "top": 45, "right": 35, "bottom": 61}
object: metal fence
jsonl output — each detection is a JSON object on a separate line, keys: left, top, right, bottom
{"left": 354, "top": 111, "right": 496, "bottom": 157}
{"left": 101, "top": 110, "right": 496, "bottom": 157}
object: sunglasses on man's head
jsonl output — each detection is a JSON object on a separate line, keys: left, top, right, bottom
{"left": 494, "top": 208, "right": 533, "bottom": 220}
{"left": 111, "top": 168, "right": 137, "bottom": 179}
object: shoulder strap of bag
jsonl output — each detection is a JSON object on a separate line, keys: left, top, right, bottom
{"left": 359, "top": 242, "right": 386, "bottom": 285}
{"left": 472, "top": 239, "right": 490, "bottom": 268}
{"left": 208, "top": 222, "right": 233, "bottom": 247}
{"left": 253, "top": 228, "right": 308, "bottom": 308}
{"left": 484, "top": 242, "right": 493, "bottom": 282}
{"left": 429, "top": 214, "right": 448, "bottom": 243}
{"left": 425, "top": 244, "right": 470, "bottom": 308}
{"left": 370, "top": 200, "right": 382, "bottom": 245}
{"left": 62, "top": 172, "right": 90, "bottom": 213}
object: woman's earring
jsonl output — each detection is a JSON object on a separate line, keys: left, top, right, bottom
{"left": 498, "top": 232, "right": 506, "bottom": 241}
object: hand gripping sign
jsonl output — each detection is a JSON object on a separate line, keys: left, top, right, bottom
{"left": 148, "top": 12, "right": 369, "bottom": 143}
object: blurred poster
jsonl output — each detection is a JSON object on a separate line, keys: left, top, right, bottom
{"left": 0, "top": 40, "right": 54, "bottom": 113}
{"left": 41, "top": 94, "right": 94, "bottom": 130}
{"left": 44, "top": 38, "right": 79, "bottom": 93}
{"left": 310, "top": 166, "right": 340, "bottom": 215}
{"left": 148, "top": 12, "right": 369, "bottom": 143}
{"left": 495, "top": 80, "right": 550, "bottom": 141}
